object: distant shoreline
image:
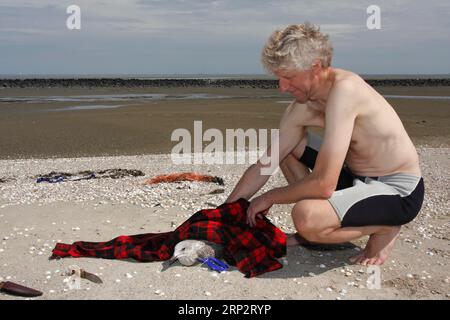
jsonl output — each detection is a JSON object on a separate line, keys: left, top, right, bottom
{"left": 2, "top": 78, "right": 450, "bottom": 88}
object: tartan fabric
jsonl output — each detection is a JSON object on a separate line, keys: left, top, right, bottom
{"left": 51, "top": 198, "right": 286, "bottom": 278}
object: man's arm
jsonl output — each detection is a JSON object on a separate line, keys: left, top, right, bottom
{"left": 225, "top": 147, "right": 276, "bottom": 203}
{"left": 265, "top": 82, "right": 357, "bottom": 204}
{"left": 226, "top": 102, "right": 306, "bottom": 203}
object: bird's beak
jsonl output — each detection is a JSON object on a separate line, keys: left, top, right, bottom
{"left": 169, "top": 256, "right": 178, "bottom": 265}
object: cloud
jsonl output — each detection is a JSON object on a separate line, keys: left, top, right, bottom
{"left": 0, "top": 0, "right": 449, "bottom": 74}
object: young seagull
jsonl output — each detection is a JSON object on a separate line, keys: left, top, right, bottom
{"left": 169, "top": 240, "right": 222, "bottom": 266}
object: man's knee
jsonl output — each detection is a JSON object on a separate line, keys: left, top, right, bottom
{"left": 280, "top": 137, "right": 307, "bottom": 171}
{"left": 292, "top": 134, "right": 308, "bottom": 159}
{"left": 291, "top": 201, "right": 319, "bottom": 241}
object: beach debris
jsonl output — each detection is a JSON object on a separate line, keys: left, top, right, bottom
{"left": 64, "top": 265, "right": 103, "bottom": 288}
{"left": 144, "top": 172, "right": 224, "bottom": 186}
{"left": 339, "top": 288, "right": 348, "bottom": 295}
{"left": 204, "top": 202, "right": 218, "bottom": 208}
{"left": 206, "top": 188, "right": 225, "bottom": 195}
{"left": 0, "top": 281, "right": 43, "bottom": 297}
{"left": 36, "top": 169, "right": 144, "bottom": 183}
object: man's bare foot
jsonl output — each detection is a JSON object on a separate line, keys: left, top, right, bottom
{"left": 350, "top": 226, "right": 401, "bottom": 265}
{"left": 286, "top": 233, "right": 313, "bottom": 246}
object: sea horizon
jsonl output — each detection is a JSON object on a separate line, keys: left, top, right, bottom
{"left": 1, "top": 73, "right": 450, "bottom": 80}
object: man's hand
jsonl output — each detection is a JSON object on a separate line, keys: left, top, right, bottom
{"left": 247, "top": 193, "right": 273, "bottom": 227}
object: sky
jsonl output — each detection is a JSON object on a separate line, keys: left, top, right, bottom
{"left": 0, "top": 0, "right": 449, "bottom": 75}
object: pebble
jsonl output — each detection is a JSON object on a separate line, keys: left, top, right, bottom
{"left": 204, "top": 291, "right": 212, "bottom": 296}
{"left": 125, "top": 273, "right": 133, "bottom": 279}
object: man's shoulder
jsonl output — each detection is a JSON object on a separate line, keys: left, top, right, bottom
{"left": 332, "top": 69, "right": 364, "bottom": 92}
{"left": 328, "top": 70, "right": 368, "bottom": 112}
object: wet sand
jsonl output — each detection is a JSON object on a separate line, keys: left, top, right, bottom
{"left": 0, "top": 86, "right": 449, "bottom": 159}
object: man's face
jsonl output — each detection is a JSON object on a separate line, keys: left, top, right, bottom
{"left": 275, "top": 68, "right": 313, "bottom": 103}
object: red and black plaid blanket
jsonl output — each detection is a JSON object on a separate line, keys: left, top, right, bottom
{"left": 51, "top": 198, "right": 286, "bottom": 278}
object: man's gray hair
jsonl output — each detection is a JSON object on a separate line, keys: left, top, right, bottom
{"left": 261, "top": 22, "right": 333, "bottom": 74}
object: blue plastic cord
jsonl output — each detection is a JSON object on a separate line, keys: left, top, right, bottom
{"left": 197, "top": 257, "right": 229, "bottom": 272}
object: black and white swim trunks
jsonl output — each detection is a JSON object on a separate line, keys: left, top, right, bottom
{"left": 299, "top": 131, "right": 425, "bottom": 228}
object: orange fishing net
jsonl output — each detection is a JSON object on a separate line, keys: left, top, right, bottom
{"left": 144, "top": 172, "right": 224, "bottom": 185}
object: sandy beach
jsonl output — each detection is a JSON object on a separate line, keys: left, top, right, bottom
{"left": 0, "top": 148, "right": 448, "bottom": 300}
{"left": 0, "top": 84, "right": 449, "bottom": 300}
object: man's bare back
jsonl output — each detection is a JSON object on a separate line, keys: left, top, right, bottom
{"left": 282, "top": 68, "right": 421, "bottom": 178}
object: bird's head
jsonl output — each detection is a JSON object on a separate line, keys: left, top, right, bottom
{"left": 170, "top": 240, "right": 206, "bottom": 266}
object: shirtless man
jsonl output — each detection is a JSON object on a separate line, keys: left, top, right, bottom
{"left": 226, "top": 23, "right": 424, "bottom": 265}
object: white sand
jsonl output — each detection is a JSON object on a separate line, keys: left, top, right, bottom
{"left": 0, "top": 148, "right": 449, "bottom": 300}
